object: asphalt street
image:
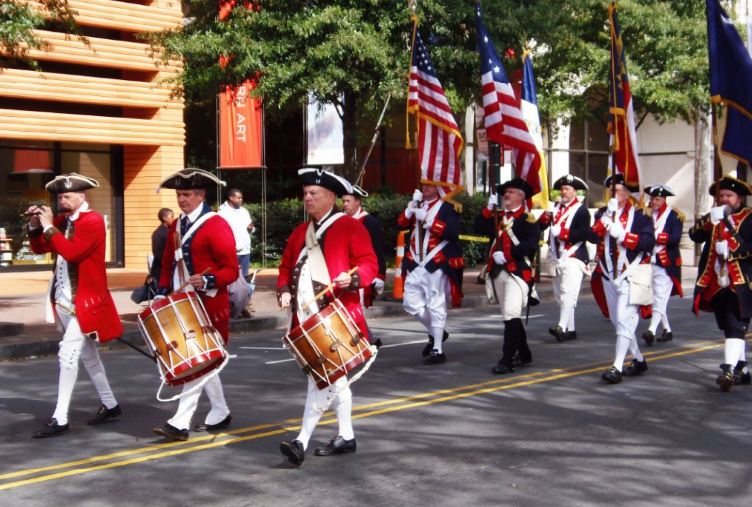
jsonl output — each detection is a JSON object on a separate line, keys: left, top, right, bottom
{"left": 2, "top": 292, "right": 752, "bottom": 506}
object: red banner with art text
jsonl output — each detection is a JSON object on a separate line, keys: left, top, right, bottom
{"left": 218, "top": 0, "right": 264, "bottom": 169}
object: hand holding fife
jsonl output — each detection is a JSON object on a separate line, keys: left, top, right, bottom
{"left": 716, "top": 239, "right": 729, "bottom": 258}
{"left": 332, "top": 271, "right": 352, "bottom": 289}
{"left": 278, "top": 292, "right": 292, "bottom": 309}
{"left": 487, "top": 194, "right": 498, "bottom": 211}
{"left": 607, "top": 198, "right": 618, "bottom": 214}
{"left": 24, "top": 205, "right": 43, "bottom": 228}
{"left": 411, "top": 189, "right": 423, "bottom": 204}
{"left": 608, "top": 219, "right": 625, "bottom": 239}
{"left": 37, "top": 205, "right": 54, "bottom": 229}
{"left": 414, "top": 207, "right": 427, "bottom": 222}
{"left": 550, "top": 224, "right": 561, "bottom": 238}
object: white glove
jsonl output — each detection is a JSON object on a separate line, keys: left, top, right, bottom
{"left": 716, "top": 239, "right": 729, "bottom": 258}
{"left": 609, "top": 219, "right": 624, "bottom": 240}
{"left": 372, "top": 278, "right": 385, "bottom": 294}
{"left": 414, "top": 207, "right": 427, "bottom": 222}
{"left": 710, "top": 205, "right": 726, "bottom": 225}
{"left": 411, "top": 189, "right": 423, "bottom": 204}
{"left": 600, "top": 214, "right": 612, "bottom": 228}
{"left": 487, "top": 194, "right": 498, "bottom": 210}
{"left": 404, "top": 204, "right": 415, "bottom": 219}
{"left": 550, "top": 224, "right": 561, "bottom": 238}
{"left": 492, "top": 251, "right": 507, "bottom": 265}
{"left": 607, "top": 198, "right": 618, "bottom": 214}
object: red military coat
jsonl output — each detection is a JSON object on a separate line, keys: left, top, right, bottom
{"left": 159, "top": 211, "right": 238, "bottom": 342}
{"left": 277, "top": 214, "right": 378, "bottom": 337}
{"left": 30, "top": 210, "right": 123, "bottom": 342}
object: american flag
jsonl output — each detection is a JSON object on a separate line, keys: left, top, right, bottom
{"left": 607, "top": 2, "right": 641, "bottom": 187}
{"left": 407, "top": 32, "right": 464, "bottom": 187}
{"left": 475, "top": 3, "right": 541, "bottom": 194}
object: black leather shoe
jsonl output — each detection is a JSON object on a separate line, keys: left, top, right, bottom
{"left": 32, "top": 418, "right": 69, "bottom": 438}
{"left": 623, "top": 359, "right": 648, "bottom": 377}
{"left": 204, "top": 414, "right": 232, "bottom": 431}
{"left": 492, "top": 362, "right": 514, "bottom": 375}
{"left": 733, "top": 361, "right": 751, "bottom": 385}
{"left": 601, "top": 366, "right": 623, "bottom": 384}
{"left": 280, "top": 439, "right": 305, "bottom": 466}
{"left": 641, "top": 330, "right": 655, "bottom": 346}
{"left": 656, "top": 330, "right": 673, "bottom": 342}
{"left": 717, "top": 364, "right": 734, "bottom": 392}
{"left": 153, "top": 423, "right": 189, "bottom": 441}
{"left": 548, "top": 325, "right": 566, "bottom": 342}
{"left": 422, "top": 331, "right": 448, "bottom": 357}
{"left": 87, "top": 404, "right": 122, "bottom": 425}
{"left": 314, "top": 436, "right": 356, "bottom": 456}
{"left": 565, "top": 331, "right": 577, "bottom": 341}
{"left": 424, "top": 350, "right": 446, "bottom": 365}
{"left": 372, "top": 338, "right": 383, "bottom": 349}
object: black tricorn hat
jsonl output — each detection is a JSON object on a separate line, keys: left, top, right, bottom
{"left": 344, "top": 184, "right": 369, "bottom": 199}
{"left": 553, "top": 174, "right": 588, "bottom": 191}
{"left": 158, "top": 168, "right": 226, "bottom": 191}
{"left": 45, "top": 173, "right": 99, "bottom": 194}
{"left": 298, "top": 167, "right": 353, "bottom": 196}
{"left": 716, "top": 175, "right": 752, "bottom": 197}
{"left": 604, "top": 173, "right": 639, "bottom": 193}
{"left": 644, "top": 184, "right": 675, "bottom": 197}
{"left": 497, "top": 177, "right": 534, "bottom": 199}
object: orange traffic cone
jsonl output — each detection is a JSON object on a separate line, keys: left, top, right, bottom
{"left": 393, "top": 230, "right": 407, "bottom": 300}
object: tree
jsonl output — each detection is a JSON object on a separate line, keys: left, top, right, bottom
{"left": 1, "top": 0, "right": 78, "bottom": 67}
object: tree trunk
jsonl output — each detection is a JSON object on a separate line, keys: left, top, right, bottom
{"left": 341, "top": 90, "right": 358, "bottom": 182}
{"left": 693, "top": 109, "right": 713, "bottom": 264}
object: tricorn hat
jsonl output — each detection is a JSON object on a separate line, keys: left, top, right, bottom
{"left": 158, "top": 168, "right": 226, "bottom": 191}
{"left": 344, "top": 184, "right": 369, "bottom": 199}
{"left": 716, "top": 175, "right": 752, "bottom": 197}
{"left": 45, "top": 173, "right": 99, "bottom": 194}
{"left": 553, "top": 174, "right": 588, "bottom": 191}
{"left": 497, "top": 177, "right": 534, "bottom": 199}
{"left": 298, "top": 167, "right": 353, "bottom": 196}
{"left": 604, "top": 173, "right": 639, "bottom": 193}
{"left": 644, "top": 184, "right": 675, "bottom": 197}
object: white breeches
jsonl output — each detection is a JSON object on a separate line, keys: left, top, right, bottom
{"left": 492, "top": 271, "right": 529, "bottom": 321}
{"left": 553, "top": 258, "right": 586, "bottom": 309}
{"left": 402, "top": 267, "right": 449, "bottom": 332}
{"left": 167, "top": 374, "right": 229, "bottom": 430}
{"left": 296, "top": 376, "right": 354, "bottom": 448}
{"left": 602, "top": 277, "right": 640, "bottom": 340}
{"left": 53, "top": 310, "right": 116, "bottom": 425}
{"left": 651, "top": 265, "right": 673, "bottom": 319}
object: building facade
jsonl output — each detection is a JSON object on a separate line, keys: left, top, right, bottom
{"left": 0, "top": 0, "right": 185, "bottom": 271}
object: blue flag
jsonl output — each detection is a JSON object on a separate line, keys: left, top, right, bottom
{"left": 706, "top": 0, "right": 752, "bottom": 166}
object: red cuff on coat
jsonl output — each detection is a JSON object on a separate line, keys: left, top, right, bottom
{"left": 729, "top": 236, "right": 740, "bottom": 252}
{"left": 397, "top": 211, "right": 412, "bottom": 228}
{"left": 559, "top": 227, "right": 570, "bottom": 242}
{"left": 622, "top": 232, "right": 639, "bottom": 250}
{"left": 657, "top": 249, "right": 670, "bottom": 267}
{"left": 656, "top": 232, "right": 668, "bottom": 245}
{"left": 482, "top": 207, "right": 493, "bottom": 219}
{"left": 592, "top": 220, "right": 607, "bottom": 237}
{"left": 430, "top": 219, "right": 447, "bottom": 236}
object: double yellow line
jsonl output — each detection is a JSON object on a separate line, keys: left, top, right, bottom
{"left": 0, "top": 341, "right": 722, "bottom": 491}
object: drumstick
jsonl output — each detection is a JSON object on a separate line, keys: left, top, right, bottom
{"left": 175, "top": 267, "right": 211, "bottom": 293}
{"left": 299, "top": 266, "right": 359, "bottom": 311}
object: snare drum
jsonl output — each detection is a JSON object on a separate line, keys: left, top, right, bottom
{"left": 283, "top": 298, "right": 373, "bottom": 390}
{"left": 138, "top": 291, "right": 227, "bottom": 387}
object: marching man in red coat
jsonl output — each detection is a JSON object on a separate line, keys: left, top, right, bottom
{"left": 277, "top": 168, "right": 378, "bottom": 466}
{"left": 27, "top": 173, "right": 123, "bottom": 438}
{"left": 153, "top": 168, "right": 239, "bottom": 441}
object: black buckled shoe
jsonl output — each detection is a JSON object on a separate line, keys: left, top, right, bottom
{"left": 422, "top": 331, "right": 448, "bottom": 357}
{"left": 87, "top": 404, "right": 122, "bottom": 425}
{"left": 716, "top": 364, "right": 734, "bottom": 392}
{"left": 424, "top": 350, "right": 447, "bottom": 365}
{"left": 733, "top": 361, "right": 752, "bottom": 385}
{"left": 656, "top": 330, "right": 673, "bottom": 342}
{"left": 32, "top": 418, "right": 69, "bottom": 438}
{"left": 153, "top": 423, "right": 189, "bottom": 441}
{"left": 314, "top": 436, "right": 356, "bottom": 456}
{"left": 623, "top": 358, "right": 648, "bottom": 377}
{"left": 548, "top": 325, "right": 566, "bottom": 342}
{"left": 601, "top": 366, "right": 623, "bottom": 384}
{"left": 372, "top": 338, "right": 383, "bottom": 349}
{"left": 641, "top": 330, "right": 655, "bottom": 346}
{"left": 492, "top": 362, "right": 515, "bottom": 375}
{"left": 204, "top": 414, "right": 232, "bottom": 431}
{"left": 565, "top": 331, "right": 577, "bottom": 341}
{"left": 280, "top": 439, "right": 305, "bottom": 466}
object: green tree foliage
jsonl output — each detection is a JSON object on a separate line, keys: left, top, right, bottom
{"left": 0, "top": 0, "right": 78, "bottom": 66}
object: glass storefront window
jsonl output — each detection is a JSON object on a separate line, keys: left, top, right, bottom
{"left": 0, "top": 140, "right": 119, "bottom": 269}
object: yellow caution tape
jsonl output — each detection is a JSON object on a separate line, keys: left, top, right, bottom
{"left": 458, "top": 234, "right": 490, "bottom": 243}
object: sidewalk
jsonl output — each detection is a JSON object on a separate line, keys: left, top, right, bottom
{"left": 0, "top": 265, "right": 698, "bottom": 361}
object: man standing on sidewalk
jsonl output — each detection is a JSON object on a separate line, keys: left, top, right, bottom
{"left": 641, "top": 185, "right": 683, "bottom": 346}
{"left": 218, "top": 188, "right": 254, "bottom": 279}
{"left": 26, "top": 173, "right": 123, "bottom": 438}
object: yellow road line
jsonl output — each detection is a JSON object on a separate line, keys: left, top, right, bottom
{"left": 0, "top": 341, "right": 722, "bottom": 491}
